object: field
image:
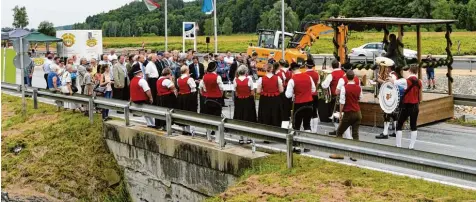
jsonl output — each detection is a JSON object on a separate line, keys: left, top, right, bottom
{"left": 1, "top": 94, "right": 129, "bottom": 201}
{"left": 1, "top": 48, "right": 16, "bottom": 83}
{"left": 207, "top": 153, "right": 476, "bottom": 202}
{"left": 104, "top": 32, "right": 476, "bottom": 55}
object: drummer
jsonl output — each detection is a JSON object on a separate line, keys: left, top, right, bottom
{"left": 374, "top": 57, "right": 398, "bottom": 139}
{"left": 389, "top": 65, "right": 422, "bottom": 149}
{"left": 321, "top": 60, "right": 345, "bottom": 133}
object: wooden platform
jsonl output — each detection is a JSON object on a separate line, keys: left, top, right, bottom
{"left": 359, "top": 93, "right": 454, "bottom": 127}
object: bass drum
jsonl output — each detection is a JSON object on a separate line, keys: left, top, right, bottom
{"left": 378, "top": 81, "right": 400, "bottom": 114}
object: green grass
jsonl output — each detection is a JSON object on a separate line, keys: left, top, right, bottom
{"left": 1, "top": 94, "right": 130, "bottom": 201}
{"left": 447, "top": 117, "right": 476, "bottom": 128}
{"left": 1, "top": 48, "right": 17, "bottom": 83}
{"left": 104, "top": 32, "right": 476, "bottom": 55}
{"left": 206, "top": 153, "right": 476, "bottom": 202}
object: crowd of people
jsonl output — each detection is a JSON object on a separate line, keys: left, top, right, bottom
{"left": 37, "top": 48, "right": 422, "bottom": 153}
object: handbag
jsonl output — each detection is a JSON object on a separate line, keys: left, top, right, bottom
{"left": 72, "top": 85, "right": 78, "bottom": 93}
{"left": 93, "top": 84, "right": 107, "bottom": 93}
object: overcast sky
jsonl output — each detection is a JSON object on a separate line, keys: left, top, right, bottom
{"left": 1, "top": 0, "right": 136, "bottom": 29}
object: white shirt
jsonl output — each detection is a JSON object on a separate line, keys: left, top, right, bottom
{"left": 224, "top": 56, "right": 234, "bottom": 64}
{"left": 395, "top": 74, "right": 418, "bottom": 90}
{"left": 159, "top": 76, "right": 174, "bottom": 88}
{"left": 285, "top": 72, "right": 316, "bottom": 99}
{"left": 109, "top": 54, "right": 118, "bottom": 61}
{"left": 199, "top": 72, "right": 224, "bottom": 92}
{"left": 339, "top": 81, "right": 363, "bottom": 105}
{"left": 145, "top": 62, "right": 159, "bottom": 78}
{"left": 137, "top": 77, "right": 150, "bottom": 92}
{"left": 321, "top": 68, "right": 341, "bottom": 89}
{"left": 180, "top": 74, "right": 197, "bottom": 93}
{"left": 233, "top": 75, "right": 254, "bottom": 91}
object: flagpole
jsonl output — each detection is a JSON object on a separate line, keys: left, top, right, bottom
{"left": 281, "top": 0, "right": 285, "bottom": 60}
{"left": 165, "top": 0, "right": 168, "bottom": 52}
{"left": 213, "top": 0, "right": 217, "bottom": 54}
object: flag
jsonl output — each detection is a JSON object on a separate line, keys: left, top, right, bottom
{"left": 202, "top": 0, "right": 213, "bottom": 14}
{"left": 144, "top": 0, "right": 160, "bottom": 11}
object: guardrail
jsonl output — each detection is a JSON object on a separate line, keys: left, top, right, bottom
{"left": 2, "top": 82, "right": 476, "bottom": 184}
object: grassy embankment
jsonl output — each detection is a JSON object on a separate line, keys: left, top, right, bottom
{"left": 207, "top": 154, "right": 476, "bottom": 202}
{"left": 103, "top": 32, "right": 476, "bottom": 55}
{"left": 1, "top": 94, "right": 130, "bottom": 201}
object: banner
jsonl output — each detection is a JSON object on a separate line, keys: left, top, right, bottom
{"left": 56, "top": 30, "right": 103, "bottom": 60}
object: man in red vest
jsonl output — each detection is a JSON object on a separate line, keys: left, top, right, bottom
{"left": 129, "top": 63, "right": 155, "bottom": 127}
{"left": 286, "top": 62, "right": 316, "bottom": 131}
{"left": 321, "top": 60, "right": 345, "bottom": 132}
{"left": 305, "top": 58, "right": 319, "bottom": 121}
{"left": 391, "top": 65, "right": 422, "bottom": 149}
{"left": 336, "top": 70, "right": 362, "bottom": 140}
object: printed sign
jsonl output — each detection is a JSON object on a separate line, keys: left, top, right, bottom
{"left": 56, "top": 30, "right": 103, "bottom": 60}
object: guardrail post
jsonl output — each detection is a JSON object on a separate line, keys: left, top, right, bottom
{"left": 88, "top": 97, "right": 94, "bottom": 124}
{"left": 218, "top": 118, "right": 226, "bottom": 149}
{"left": 286, "top": 131, "right": 294, "bottom": 169}
{"left": 252, "top": 139, "right": 256, "bottom": 154}
{"left": 166, "top": 109, "right": 173, "bottom": 136}
{"left": 124, "top": 104, "right": 130, "bottom": 127}
{"left": 32, "top": 89, "right": 38, "bottom": 109}
{"left": 470, "top": 60, "right": 473, "bottom": 73}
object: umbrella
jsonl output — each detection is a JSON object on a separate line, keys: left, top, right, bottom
{"left": 8, "top": 28, "right": 30, "bottom": 38}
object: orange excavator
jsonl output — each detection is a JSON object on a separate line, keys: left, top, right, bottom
{"left": 247, "top": 22, "right": 348, "bottom": 76}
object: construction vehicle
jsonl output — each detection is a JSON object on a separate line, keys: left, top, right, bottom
{"left": 247, "top": 22, "right": 348, "bottom": 76}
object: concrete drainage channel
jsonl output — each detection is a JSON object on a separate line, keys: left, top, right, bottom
{"left": 2, "top": 83, "right": 476, "bottom": 197}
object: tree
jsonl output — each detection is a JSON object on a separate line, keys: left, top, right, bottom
{"left": 38, "top": 21, "right": 56, "bottom": 36}
{"left": 409, "top": 0, "right": 436, "bottom": 18}
{"left": 149, "top": 25, "right": 159, "bottom": 35}
{"left": 432, "top": 0, "right": 455, "bottom": 31}
{"left": 137, "top": 27, "right": 144, "bottom": 36}
{"left": 221, "top": 17, "right": 233, "bottom": 35}
{"left": 468, "top": 0, "right": 476, "bottom": 30}
{"left": 203, "top": 18, "right": 214, "bottom": 36}
{"left": 257, "top": 1, "right": 299, "bottom": 31}
{"left": 12, "top": 6, "right": 29, "bottom": 28}
{"left": 102, "top": 21, "right": 111, "bottom": 37}
{"left": 121, "top": 19, "right": 132, "bottom": 37}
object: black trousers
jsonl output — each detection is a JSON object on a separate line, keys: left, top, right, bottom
{"left": 147, "top": 78, "right": 159, "bottom": 105}
{"left": 384, "top": 112, "right": 398, "bottom": 122}
{"left": 44, "top": 74, "right": 49, "bottom": 89}
{"left": 113, "top": 87, "right": 124, "bottom": 100}
{"left": 293, "top": 102, "right": 313, "bottom": 130}
{"left": 311, "top": 95, "right": 319, "bottom": 118}
{"left": 123, "top": 79, "right": 130, "bottom": 101}
{"left": 80, "top": 85, "right": 85, "bottom": 95}
{"left": 397, "top": 103, "right": 419, "bottom": 131}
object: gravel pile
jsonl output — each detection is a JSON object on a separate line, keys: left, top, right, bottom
{"left": 423, "top": 75, "right": 476, "bottom": 95}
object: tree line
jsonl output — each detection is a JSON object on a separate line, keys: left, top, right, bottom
{"left": 4, "top": 0, "right": 476, "bottom": 38}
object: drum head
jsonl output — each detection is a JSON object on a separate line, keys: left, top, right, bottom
{"left": 379, "top": 82, "right": 400, "bottom": 114}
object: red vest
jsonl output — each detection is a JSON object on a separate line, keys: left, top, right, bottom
{"left": 130, "top": 76, "right": 148, "bottom": 102}
{"left": 343, "top": 77, "right": 360, "bottom": 86}
{"left": 403, "top": 76, "right": 422, "bottom": 104}
{"left": 284, "top": 70, "right": 292, "bottom": 87}
{"left": 203, "top": 73, "right": 222, "bottom": 98}
{"left": 330, "top": 70, "right": 345, "bottom": 96}
{"left": 343, "top": 84, "right": 361, "bottom": 112}
{"left": 157, "top": 77, "right": 174, "bottom": 96}
{"left": 305, "top": 70, "right": 319, "bottom": 96}
{"left": 276, "top": 69, "right": 286, "bottom": 84}
{"left": 261, "top": 75, "right": 280, "bottom": 97}
{"left": 292, "top": 73, "right": 313, "bottom": 104}
{"left": 178, "top": 76, "right": 191, "bottom": 94}
{"left": 235, "top": 77, "right": 252, "bottom": 98}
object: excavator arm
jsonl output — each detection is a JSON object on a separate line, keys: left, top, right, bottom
{"left": 288, "top": 23, "right": 335, "bottom": 51}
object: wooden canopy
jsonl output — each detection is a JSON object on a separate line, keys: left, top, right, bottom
{"left": 325, "top": 17, "right": 457, "bottom": 25}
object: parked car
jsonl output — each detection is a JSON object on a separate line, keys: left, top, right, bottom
{"left": 349, "top": 42, "right": 417, "bottom": 59}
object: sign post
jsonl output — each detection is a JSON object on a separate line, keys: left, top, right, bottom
{"left": 182, "top": 22, "right": 197, "bottom": 53}
{"left": 13, "top": 37, "right": 30, "bottom": 117}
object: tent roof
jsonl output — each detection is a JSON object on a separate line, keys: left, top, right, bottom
{"left": 1, "top": 32, "right": 9, "bottom": 40}
{"left": 8, "top": 28, "right": 30, "bottom": 38}
{"left": 325, "top": 17, "right": 457, "bottom": 25}
{"left": 24, "top": 31, "right": 63, "bottom": 42}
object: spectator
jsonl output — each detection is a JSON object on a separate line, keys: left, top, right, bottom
{"left": 90, "top": 58, "right": 98, "bottom": 78}
{"left": 426, "top": 54, "right": 436, "bottom": 90}
{"left": 43, "top": 53, "right": 54, "bottom": 88}
{"left": 100, "top": 64, "right": 114, "bottom": 121}
{"left": 185, "top": 54, "right": 193, "bottom": 66}
{"left": 145, "top": 54, "right": 160, "bottom": 108}
{"left": 109, "top": 49, "right": 118, "bottom": 61}
{"left": 163, "top": 51, "right": 172, "bottom": 67}
{"left": 99, "top": 54, "right": 113, "bottom": 81}
{"left": 47, "top": 66, "right": 63, "bottom": 110}
{"left": 189, "top": 56, "right": 204, "bottom": 82}
{"left": 126, "top": 54, "right": 135, "bottom": 79}
{"left": 247, "top": 52, "right": 258, "bottom": 78}
{"left": 224, "top": 51, "right": 234, "bottom": 65}
{"left": 216, "top": 55, "right": 229, "bottom": 83}
{"left": 61, "top": 64, "right": 78, "bottom": 111}
{"left": 67, "top": 58, "right": 79, "bottom": 93}
{"left": 202, "top": 55, "right": 210, "bottom": 71}
{"left": 24, "top": 52, "right": 34, "bottom": 87}
{"left": 82, "top": 66, "right": 94, "bottom": 115}
{"left": 77, "top": 58, "right": 88, "bottom": 94}
{"left": 113, "top": 55, "right": 129, "bottom": 105}
{"left": 208, "top": 53, "right": 215, "bottom": 62}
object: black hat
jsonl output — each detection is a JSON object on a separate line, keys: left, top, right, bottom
{"left": 342, "top": 63, "right": 353, "bottom": 71}
{"left": 290, "top": 62, "right": 300, "bottom": 71}
{"left": 207, "top": 61, "right": 217, "bottom": 72}
{"left": 132, "top": 63, "right": 142, "bottom": 74}
{"left": 305, "top": 58, "right": 315, "bottom": 68}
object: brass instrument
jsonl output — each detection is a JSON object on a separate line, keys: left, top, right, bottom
{"left": 374, "top": 57, "right": 395, "bottom": 98}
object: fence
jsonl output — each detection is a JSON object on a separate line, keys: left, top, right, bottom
{"left": 2, "top": 82, "right": 476, "bottom": 184}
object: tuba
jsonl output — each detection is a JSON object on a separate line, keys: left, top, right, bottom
{"left": 320, "top": 69, "right": 333, "bottom": 103}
